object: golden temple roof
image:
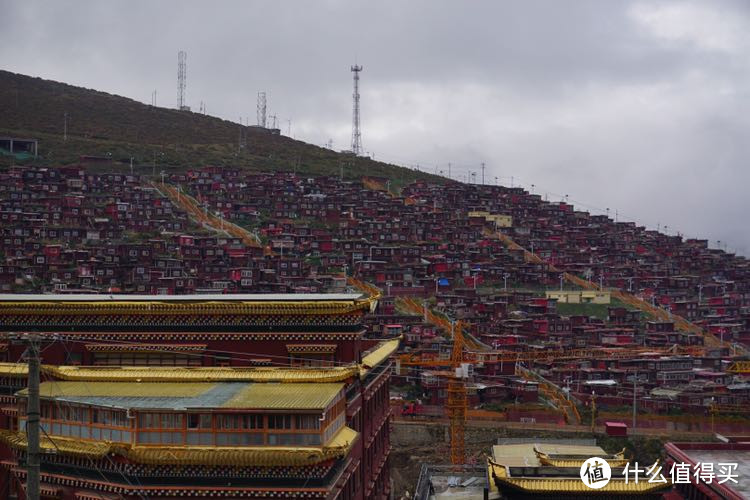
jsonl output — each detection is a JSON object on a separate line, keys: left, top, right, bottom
{"left": 41, "top": 364, "right": 361, "bottom": 383}
{"left": 18, "top": 381, "right": 344, "bottom": 410}
{"left": 0, "top": 362, "right": 27, "bottom": 378}
{"left": 361, "top": 337, "right": 400, "bottom": 369}
{"left": 25, "top": 381, "right": 213, "bottom": 399}
{"left": 0, "top": 293, "right": 374, "bottom": 316}
{"left": 222, "top": 383, "right": 343, "bottom": 409}
{"left": 0, "top": 344, "right": 395, "bottom": 383}
{"left": 536, "top": 456, "right": 630, "bottom": 468}
{"left": 0, "top": 426, "right": 359, "bottom": 467}
{"left": 535, "top": 447, "right": 628, "bottom": 468}
{"left": 492, "top": 443, "right": 610, "bottom": 467}
{"left": 488, "top": 462, "right": 671, "bottom": 495}
{"left": 0, "top": 337, "right": 396, "bottom": 384}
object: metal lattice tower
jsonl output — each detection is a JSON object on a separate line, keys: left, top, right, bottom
{"left": 350, "top": 64, "right": 363, "bottom": 155}
{"left": 257, "top": 92, "right": 267, "bottom": 128}
{"left": 178, "top": 51, "right": 187, "bottom": 110}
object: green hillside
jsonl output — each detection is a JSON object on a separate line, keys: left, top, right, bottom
{"left": 0, "top": 70, "right": 441, "bottom": 187}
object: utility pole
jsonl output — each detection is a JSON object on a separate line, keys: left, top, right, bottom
{"left": 350, "top": 64, "right": 363, "bottom": 155}
{"left": 25, "top": 334, "right": 41, "bottom": 500}
{"left": 710, "top": 398, "right": 717, "bottom": 434}
{"left": 590, "top": 391, "right": 597, "bottom": 433}
{"left": 632, "top": 370, "right": 637, "bottom": 435}
{"left": 257, "top": 92, "right": 267, "bottom": 128}
{"left": 481, "top": 162, "right": 485, "bottom": 185}
{"left": 177, "top": 50, "right": 187, "bottom": 110}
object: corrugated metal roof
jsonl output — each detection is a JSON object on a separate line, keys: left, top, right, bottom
{"left": 223, "top": 383, "right": 343, "bottom": 410}
{"left": 18, "top": 381, "right": 344, "bottom": 411}
{"left": 32, "top": 381, "right": 213, "bottom": 398}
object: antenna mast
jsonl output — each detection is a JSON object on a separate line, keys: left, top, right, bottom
{"left": 350, "top": 64, "right": 363, "bottom": 155}
{"left": 178, "top": 50, "right": 188, "bottom": 110}
{"left": 257, "top": 92, "right": 267, "bottom": 128}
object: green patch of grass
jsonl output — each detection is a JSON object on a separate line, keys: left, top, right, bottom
{"left": 555, "top": 298, "right": 628, "bottom": 319}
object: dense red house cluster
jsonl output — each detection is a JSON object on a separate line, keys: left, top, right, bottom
{"left": 2, "top": 164, "right": 749, "bottom": 419}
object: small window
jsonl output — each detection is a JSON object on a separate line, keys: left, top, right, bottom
{"left": 187, "top": 413, "right": 212, "bottom": 429}
{"left": 245, "top": 414, "right": 263, "bottom": 429}
{"left": 268, "top": 415, "right": 292, "bottom": 429}
{"left": 295, "top": 414, "right": 321, "bottom": 430}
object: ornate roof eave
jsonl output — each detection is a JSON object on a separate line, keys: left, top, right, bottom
{"left": 0, "top": 426, "right": 359, "bottom": 467}
{"left": 534, "top": 447, "right": 629, "bottom": 468}
{"left": 0, "top": 363, "right": 28, "bottom": 378}
{"left": 0, "top": 337, "right": 399, "bottom": 383}
{"left": 359, "top": 337, "right": 401, "bottom": 377}
{"left": 488, "top": 460, "right": 671, "bottom": 495}
{"left": 84, "top": 343, "right": 207, "bottom": 353}
{"left": 537, "top": 456, "right": 630, "bottom": 468}
{"left": 6, "top": 470, "right": 330, "bottom": 498}
{"left": 0, "top": 300, "right": 372, "bottom": 316}
{"left": 40, "top": 364, "right": 361, "bottom": 383}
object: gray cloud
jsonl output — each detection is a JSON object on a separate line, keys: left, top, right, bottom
{"left": 1, "top": 0, "right": 748, "bottom": 254}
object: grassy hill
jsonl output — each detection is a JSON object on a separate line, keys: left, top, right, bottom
{"left": 0, "top": 70, "right": 441, "bottom": 188}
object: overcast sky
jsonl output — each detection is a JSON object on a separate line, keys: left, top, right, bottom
{"left": 2, "top": 0, "right": 749, "bottom": 254}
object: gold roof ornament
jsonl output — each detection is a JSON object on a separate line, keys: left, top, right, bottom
{"left": 487, "top": 458, "right": 671, "bottom": 495}
{"left": 0, "top": 427, "right": 359, "bottom": 467}
{"left": 534, "top": 446, "right": 629, "bottom": 468}
{"left": 0, "top": 337, "right": 399, "bottom": 383}
{"left": 41, "top": 364, "right": 360, "bottom": 383}
{"left": 0, "top": 293, "right": 373, "bottom": 317}
{"left": 361, "top": 338, "right": 400, "bottom": 369}
{"left": 17, "top": 381, "right": 345, "bottom": 410}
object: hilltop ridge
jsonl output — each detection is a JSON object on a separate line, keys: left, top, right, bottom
{"left": 0, "top": 70, "right": 441, "bottom": 187}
